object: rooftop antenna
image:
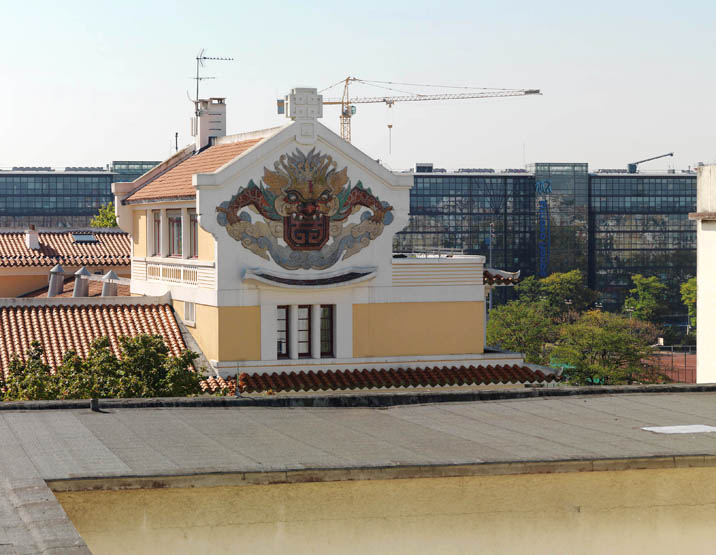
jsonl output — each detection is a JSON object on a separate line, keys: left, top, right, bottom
{"left": 191, "top": 49, "right": 234, "bottom": 115}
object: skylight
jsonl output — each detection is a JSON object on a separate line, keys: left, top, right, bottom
{"left": 72, "top": 233, "right": 98, "bottom": 244}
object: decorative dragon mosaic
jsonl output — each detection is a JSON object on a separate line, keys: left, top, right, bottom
{"left": 216, "top": 148, "right": 393, "bottom": 270}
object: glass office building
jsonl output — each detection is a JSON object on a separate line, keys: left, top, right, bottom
{"left": 0, "top": 161, "right": 158, "bottom": 228}
{"left": 396, "top": 163, "right": 697, "bottom": 324}
{"left": 588, "top": 172, "right": 696, "bottom": 318}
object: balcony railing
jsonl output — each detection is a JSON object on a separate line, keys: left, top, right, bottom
{"left": 133, "top": 258, "right": 215, "bottom": 288}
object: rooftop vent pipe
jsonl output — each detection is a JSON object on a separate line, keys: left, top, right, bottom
{"left": 48, "top": 264, "right": 65, "bottom": 297}
{"left": 73, "top": 267, "right": 91, "bottom": 297}
{"left": 101, "top": 270, "right": 118, "bottom": 297}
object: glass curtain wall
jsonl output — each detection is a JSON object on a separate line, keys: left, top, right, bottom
{"left": 394, "top": 173, "right": 535, "bottom": 305}
{"left": 588, "top": 174, "right": 696, "bottom": 321}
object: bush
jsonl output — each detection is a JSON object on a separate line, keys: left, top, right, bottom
{"left": 1, "top": 335, "right": 201, "bottom": 401}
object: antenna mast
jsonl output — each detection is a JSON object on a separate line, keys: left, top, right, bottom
{"left": 193, "top": 49, "right": 234, "bottom": 114}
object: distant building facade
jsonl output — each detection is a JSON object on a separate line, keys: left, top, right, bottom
{"left": 0, "top": 161, "right": 158, "bottom": 228}
{"left": 396, "top": 163, "right": 697, "bottom": 322}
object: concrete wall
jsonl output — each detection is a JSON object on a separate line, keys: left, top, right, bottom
{"left": 353, "top": 301, "right": 484, "bottom": 357}
{"left": 57, "top": 467, "right": 716, "bottom": 555}
{"left": 696, "top": 165, "right": 716, "bottom": 382}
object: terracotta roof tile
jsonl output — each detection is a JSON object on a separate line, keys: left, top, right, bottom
{"left": 125, "top": 138, "right": 265, "bottom": 202}
{"left": 200, "top": 365, "right": 559, "bottom": 395}
{"left": 484, "top": 269, "right": 521, "bottom": 285}
{"left": 0, "top": 303, "right": 186, "bottom": 379}
{"left": 0, "top": 231, "right": 130, "bottom": 268}
{"left": 21, "top": 276, "right": 131, "bottom": 298}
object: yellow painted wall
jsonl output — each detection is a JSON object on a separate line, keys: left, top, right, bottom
{"left": 132, "top": 210, "right": 147, "bottom": 258}
{"left": 353, "top": 301, "right": 484, "bottom": 357}
{"left": 0, "top": 266, "right": 131, "bottom": 298}
{"left": 183, "top": 304, "right": 260, "bottom": 361}
{"left": 57, "top": 466, "right": 716, "bottom": 555}
{"left": 197, "top": 226, "right": 214, "bottom": 261}
{"left": 0, "top": 274, "right": 49, "bottom": 297}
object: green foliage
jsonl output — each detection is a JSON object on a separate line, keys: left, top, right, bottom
{"left": 681, "top": 276, "right": 697, "bottom": 329}
{"left": 90, "top": 202, "right": 118, "bottom": 228}
{"left": 487, "top": 301, "right": 556, "bottom": 364}
{"left": 1, "top": 335, "right": 201, "bottom": 401}
{"left": 623, "top": 274, "right": 667, "bottom": 323}
{"left": 551, "top": 311, "right": 658, "bottom": 385}
{"left": 516, "top": 270, "right": 598, "bottom": 316}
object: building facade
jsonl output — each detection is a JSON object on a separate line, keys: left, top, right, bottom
{"left": 0, "top": 161, "right": 158, "bottom": 228}
{"left": 396, "top": 165, "right": 697, "bottom": 321}
{"left": 115, "top": 91, "right": 525, "bottom": 376}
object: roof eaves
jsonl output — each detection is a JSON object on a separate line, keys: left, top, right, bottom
{"left": 124, "top": 194, "right": 198, "bottom": 205}
{"left": 122, "top": 146, "right": 196, "bottom": 204}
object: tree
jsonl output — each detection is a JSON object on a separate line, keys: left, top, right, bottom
{"left": 487, "top": 301, "right": 556, "bottom": 364}
{"left": 516, "top": 270, "right": 599, "bottom": 316}
{"left": 1, "top": 335, "right": 201, "bottom": 401}
{"left": 90, "top": 202, "right": 118, "bottom": 228}
{"left": 681, "top": 277, "right": 697, "bottom": 330}
{"left": 623, "top": 274, "right": 667, "bottom": 323}
{"left": 551, "top": 311, "right": 658, "bottom": 385}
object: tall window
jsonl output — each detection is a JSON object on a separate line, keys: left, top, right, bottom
{"left": 189, "top": 209, "right": 198, "bottom": 258}
{"left": 276, "top": 305, "right": 334, "bottom": 359}
{"left": 277, "top": 306, "right": 289, "bottom": 359}
{"left": 152, "top": 210, "right": 161, "bottom": 256}
{"left": 167, "top": 209, "right": 182, "bottom": 256}
{"left": 297, "top": 306, "right": 311, "bottom": 358}
{"left": 320, "top": 305, "right": 334, "bottom": 357}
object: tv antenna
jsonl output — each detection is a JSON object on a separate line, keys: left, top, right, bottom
{"left": 191, "top": 49, "right": 234, "bottom": 114}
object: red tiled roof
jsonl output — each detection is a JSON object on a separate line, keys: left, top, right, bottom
{"left": 125, "top": 138, "right": 265, "bottom": 202}
{"left": 484, "top": 269, "right": 521, "bottom": 285}
{"left": 200, "top": 365, "right": 559, "bottom": 395}
{"left": 0, "top": 303, "right": 186, "bottom": 379}
{"left": 0, "top": 231, "right": 130, "bottom": 268}
{"left": 21, "top": 276, "right": 131, "bottom": 298}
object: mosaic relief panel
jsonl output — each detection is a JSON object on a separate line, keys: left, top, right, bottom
{"left": 217, "top": 148, "right": 393, "bottom": 270}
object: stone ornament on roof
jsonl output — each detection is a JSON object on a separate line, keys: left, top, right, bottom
{"left": 216, "top": 147, "right": 393, "bottom": 270}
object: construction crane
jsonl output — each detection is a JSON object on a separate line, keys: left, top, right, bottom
{"left": 321, "top": 77, "right": 541, "bottom": 143}
{"left": 627, "top": 152, "right": 674, "bottom": 174}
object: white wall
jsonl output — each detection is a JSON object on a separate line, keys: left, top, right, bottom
{"left": 697, "top": 165, "right": 716, "bottom": 382}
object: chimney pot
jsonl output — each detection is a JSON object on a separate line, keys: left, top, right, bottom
{"left": 48, "top": 264, "right": 65, "bottom": 297}
{"left": 73, "top": 266, "right": 91, "bottom": 297}
{"left": 101, "top": 270, "right": 119, "bottom": 297}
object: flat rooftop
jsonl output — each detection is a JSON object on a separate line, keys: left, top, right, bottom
{"left": 5, "top": 389, "right": 716, "bottom": 552}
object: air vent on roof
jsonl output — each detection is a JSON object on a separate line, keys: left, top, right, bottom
{"left": 72, "top": 233, "right": 98, "bottom": 244}
{"left": 12, "top": 166, "right": 53, "bottom": 171}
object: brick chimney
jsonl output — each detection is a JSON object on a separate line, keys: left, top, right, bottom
{"left": 191, "top": 97, "right": 227, "bottom": 150}
{"left": 25, "top": 225, "right": 39, "bottom": 250}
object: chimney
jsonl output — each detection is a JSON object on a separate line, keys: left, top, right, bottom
{"left": 48, "top": 264, "right": 65, "bottom": 297}
{"left": 25, "top": 224, "right": 39, "bottom": 250}
{"left": 73, "top": 267, "right": 91, "bottom": 297}
{"left": 191, "top": 97, "right": 227, "bottom": 150}
{"left": 101, "top": 270, "right": 118, "bottom": 297}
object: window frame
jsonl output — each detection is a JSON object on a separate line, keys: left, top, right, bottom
{"left": 167, "top": 209, "right": 182, "bottom": 257}
{"left": 152, "top": 210, "right": 161, "bottom": 256}
{"left": 184, "top": 301, "right": 196, "bottom": 327}
{"left": 188, "top": 208, "right": 198, "bottom": 258}
{"left": 320, "top": 305, "right": 334, "bottom": 358}
{"left": 277, "top": 305, "right": 289, "bottom": 359}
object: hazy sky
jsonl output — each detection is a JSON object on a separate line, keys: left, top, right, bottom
{"left": 1, "top": 0, "right": 714, "bottom": 171}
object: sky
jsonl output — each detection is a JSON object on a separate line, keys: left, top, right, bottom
{"left": 1, "top": 0, "right": 714, "bottom": 172}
